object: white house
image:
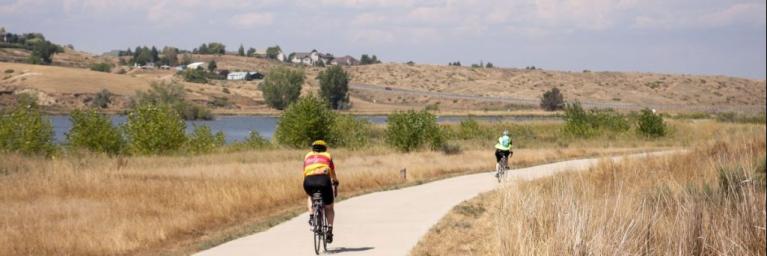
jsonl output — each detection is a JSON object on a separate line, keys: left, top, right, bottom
{"left": 187, "top": 62, "right": 207, "bottom": 70}
{"left": 290, "top": 50, "right": 333, "bottom": 65}
{"left": 277, "top": 52, "right": 286, "bottom": 62}
{"left": 331, "top": 55, "right": 360, "bottom": 66}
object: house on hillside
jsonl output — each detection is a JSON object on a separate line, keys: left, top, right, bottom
{"left": 290, "top": 50, "right": 333, "bottom": 66}
{"left": 187, "top": 62, "right": 207, "bottom": 70}
{"left": 331, "top": 55, "right": 359, "bottom": 66}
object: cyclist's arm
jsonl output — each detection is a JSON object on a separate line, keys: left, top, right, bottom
{"left": 328, "top": 158, "right": 339, "bottom": 185}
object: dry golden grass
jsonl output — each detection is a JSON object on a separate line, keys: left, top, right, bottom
{"left": 413, "top": 124, "right": 765, "bottom": 255}
{"left": 0, "top": 142, "right": 649, "bottom": 256}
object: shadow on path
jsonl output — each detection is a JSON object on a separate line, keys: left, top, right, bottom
{"left": 326, "top": 246, "right": 375, "bottom": 254}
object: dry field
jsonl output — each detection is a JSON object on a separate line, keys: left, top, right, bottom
{"left": 0, "top": 119, "right": 746, "bottom": 255}
{"left": 0, "top": 145, "right": 648, "bottom": 256}
{"left": 412, "top": 123, "right": 765, "bottom": 255}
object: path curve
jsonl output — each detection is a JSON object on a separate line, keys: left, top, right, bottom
{"left": 196, "top": 151, "right": 678, "bottom": 256}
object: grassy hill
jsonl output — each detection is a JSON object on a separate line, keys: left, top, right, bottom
{"left": 1, "top": 49, "right": 765, "bottom": 115}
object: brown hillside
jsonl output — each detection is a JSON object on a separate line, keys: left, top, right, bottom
{"left": 346, "top": 64, "right": 766, "bottom": 111}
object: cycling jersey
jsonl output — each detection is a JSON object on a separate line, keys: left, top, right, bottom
{"left": 303, "top": 151, "right": 338, "bottom": 182}
{"left": 495, "top": 135, "right": 512, "bottom": 151}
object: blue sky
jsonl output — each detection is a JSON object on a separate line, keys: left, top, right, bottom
{"left": 1, "top": 0, "right": 765, "bottom": 79}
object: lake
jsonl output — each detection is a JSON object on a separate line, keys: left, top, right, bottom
{"left": 48, "top": 115, "right": 559, "bottom": 144}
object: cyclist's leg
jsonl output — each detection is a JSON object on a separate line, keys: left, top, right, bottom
{"left": 320, "top": 175, "right": 335, "bottom": 225}
{"left": 503, "top": 150, "right": 511, "bottom": 168}
{"left": 494, "top": 149, "right": 502, "bottom": 171}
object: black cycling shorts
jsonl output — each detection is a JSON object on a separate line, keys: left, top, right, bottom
{"left": 495, "top": 149, "right": 511, "bottom": 163}
{"left": 303, "top": 174, "right": 334, "bottom": 205}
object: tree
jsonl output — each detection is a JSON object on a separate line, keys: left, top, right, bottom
{"left": 540, "top": 87, "right": 565, "bottom": 111}
{"left": 274, "top": 95, "right": 335, "bottom": 148}
{"left": 28, "top": 39, "right": 62, "bottom": 65}
{"left": 161, "top": 47, "right": 179, "bottom": 66}
{"left": 360, "top": 54, "right": 371, "bottom": 64}
{"left": 124, "top": 104, "right": 186, "bottom": 154}
{"left": 485, "top": 62, "right": 494, "bottom": 68}
{"left": 66, "top": 109, "right": 125, "bottom": 155}
{"left": 318, "top": 66, "right": 350, "bottom": 110}
{"left": 199, "top": 43, "right": 209, "bottom": 54}
{"left": 0, "top": 94, "right": 55, "bottom": 155}
{"left": 92, "top": 89, "right": 112, "bottom": 108}
{"left": 385, "top": 110, "right": 443, "bottom": 152}
{"left": 266, "top": 45, "right": 282, "bottom": 59}
{"left": 208, "top": 60, "right": 217, "bottom": 72}
{"left": 238, "top": 44, "right": 245, "bottom": 56}
{"left": 207, "top": 42, "right": 226, "bottom": 54}
{"left": 150, "top": 46, "right": 159, "bottom": 63}
{"left": 260, "top": 67, "right": 304, "bottom": 110}
{"left": 247, "top": 47, "right": 256, "bottom": 57}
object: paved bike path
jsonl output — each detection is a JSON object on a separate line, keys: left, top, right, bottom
{"left": 196, "top": 151, "right": 677, "bottom": 256}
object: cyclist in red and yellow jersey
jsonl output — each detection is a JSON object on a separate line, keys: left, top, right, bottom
{"left": 303, "top": 140, "right": 339, "bottom": 243}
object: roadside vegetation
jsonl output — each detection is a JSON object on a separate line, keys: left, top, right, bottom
{"left": 413, "top": 125, "right": 765, "bottom": 256}
{"left": 1, "top": 90, "right": 764, "bottom": 255}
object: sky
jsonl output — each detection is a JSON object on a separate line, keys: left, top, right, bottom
{"left": 1, "top": 0, "right": 765, "bottom": 79}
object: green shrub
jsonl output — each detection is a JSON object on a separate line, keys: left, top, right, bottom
{"left": 540, "top": 87, "right": 564, "bottom": 111}
{"left": 331, "top": 114, "right": 370, "bottom": 149}
{"left": 318, "top": 66, "right": 350, "bottom": 109}
{"left": 91, "top": 89, "right": 112, "bottom": 108}
{"left": 562, "top": 102, "right": 595, "bottom": 138}
{"left": 563, "top": 103, "right": 630, "bottom": 138}
{"left": 590, "top": 109, "right": 630, "bottom": 132}
{"left": 134, "top": 82, "right": 212, "bottom": 120}
{"left": 260, "top": 67, "right": 304, "bottom": 110}
{"left": 637, "top": 108, "right": 666, "bottom": 137}
{"left": 183, "top": 68, "right": 208, "bottom": 83}
{"left": 275, "top": 95, "right": 335, "bottom": 148}
{"left": 0, "top": 95, "right": 55, "bottom": 155}
{"left": 455, "top": 118, "right": 485, "bottom": 140}
{"left": 89, "top": 63, "right": 112, "bottom": 73}
{"left": 66, "top": 109, "right": 125, "bottom": 155}
{"left": 124, "top": 104, "right": 186, "bottom": 154}
{"left": 243, "top": 130, "right": 271, "bottom": 149}
{"left": 385, "top": 110, "right": 444, "bottom": 152}
{"left": 185, "top": 125, "right": 224, "bottom": 154}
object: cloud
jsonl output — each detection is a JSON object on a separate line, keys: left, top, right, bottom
{"left": 229, "top": 12, "right": 274, "bottom": 28}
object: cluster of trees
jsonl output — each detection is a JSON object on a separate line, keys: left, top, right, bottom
{"left": 237, "top": 44, "right": 258, "bottom": 57}
{"left": 121, "top": 46, "right": 180, "bottom": 66}
{"left": 471, "top": 61, "right": 494, "bottom": 68}
{"left": 193, "top": 42, "right": 226, "bottom": 55}
{"left": 448, "top": 61, "right": 462, "bottom": 66}
{"left": 260, "top": 65, "right": 350, "bottom": 110}
{"left": 266, "top": 45, "right": 282, "bottom": 59}
{"left": 0, "top": 29, "right": 63, "bottom": 65}
{"left": 360, "top": 54, "right": 381, "bottom": 65}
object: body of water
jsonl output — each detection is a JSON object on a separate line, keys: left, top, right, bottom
{"left": 48, "top": 114, "right": 559, "bottom": 144}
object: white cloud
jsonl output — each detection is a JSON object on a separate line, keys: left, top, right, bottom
{"left": 634, "top": 2, "right": 767, "bottom": 29}
{"left": 229, "top": 12, "right": 274, "bottom": 28}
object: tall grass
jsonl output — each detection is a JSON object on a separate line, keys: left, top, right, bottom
{"left": 0, "top": 143, "right": 640, "bottom": 255}
{"left": 497, "top": 129, "right": 766, "bottom": 255}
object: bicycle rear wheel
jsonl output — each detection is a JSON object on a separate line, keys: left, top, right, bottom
{"left": 321, "top": 213, "right": 328, "bottom": 252}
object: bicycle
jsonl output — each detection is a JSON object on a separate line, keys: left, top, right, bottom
{"left": 496, "top": 151, "right": 512, "bottom": 182}
{"left": 310, "top": 192, "right": 329, "bottom": 255}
